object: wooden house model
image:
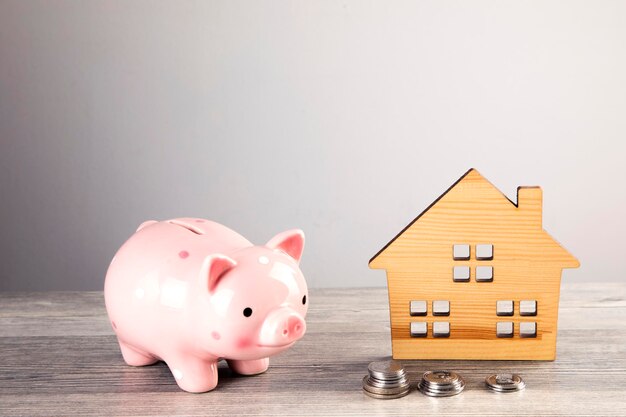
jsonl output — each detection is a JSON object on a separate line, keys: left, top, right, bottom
{"left": 369, "top": 169, "right": 579, "bottom": 360}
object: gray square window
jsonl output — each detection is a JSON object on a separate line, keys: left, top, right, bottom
{"left": 453, "top": 266, "right": 470, "bottom": 282}
{"left": 520, "top": 300, "right": 537, "bottom": 316}
{"left": 410, "top": 322, "right": 427, "bottom": 337}
{"left": 496, "top": 300, "right": 514, "bottom": 316}
{"left": 476, "top": 244, "right": 494, "bottom": 260}
{"left": 433, "top": 321, "right": 450, "bottom": 337}
{"left": 453, "top": 244, "right": 470, "bottom": 260}
{"left": 410, "top": 300, "right": 427, "bottom": 316}
{"left": 496, "top": 321, "right": 514, "bottom": 338}
{"left": 476, "top": 266, "right": 493, "bottom": 282}
{"left": 520, "top": 322, "right": 537, "bottom": 338}
{"left": 432, "top": 300, "right": 450, "bottom": 316}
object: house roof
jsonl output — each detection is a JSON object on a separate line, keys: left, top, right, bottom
{"left": 368, "top": 168, "right": 579, "bottom": 268}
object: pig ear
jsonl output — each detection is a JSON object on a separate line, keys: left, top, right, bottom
{"left": 266, "top": 229, "right": 305, "bottom": 263}
{"left": 136, "top": 220, "right": 158, "bottom": 232}
{"left": 200, "top": 254, "right": 237, "bottom": 293}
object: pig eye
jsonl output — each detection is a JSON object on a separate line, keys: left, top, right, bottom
{"left": 302, "top": 295, "right": 307, "bottom": 305}
{"left": 243, "top": 307, "right": 253, "bottom": 317}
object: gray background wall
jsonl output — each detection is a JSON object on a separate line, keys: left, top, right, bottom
{"left": 1, "top": 0, "right": 624, "bottom": 290}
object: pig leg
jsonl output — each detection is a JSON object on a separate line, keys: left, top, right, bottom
{"left": 166, "top": 358, "right": 219, "bottom": 393}
{"left": 118, "top": 340, "right": 158, "bottom": 366}
{"left": 227, "top": 358, "right": 269, "bottom": 375}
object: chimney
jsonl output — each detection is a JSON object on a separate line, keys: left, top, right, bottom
{"left": 517, "top": 186, "right": 543, "bottom": 228}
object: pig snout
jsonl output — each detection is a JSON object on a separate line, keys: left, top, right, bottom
{"left": 259, "top": 307, "right": 306, "bottom": 347}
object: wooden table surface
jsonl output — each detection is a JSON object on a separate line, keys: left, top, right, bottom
{"left": 1, "top": 283, "right": 625, "bottom": 416}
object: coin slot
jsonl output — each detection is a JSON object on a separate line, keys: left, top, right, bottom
{"left": 453, "top": 266, "right": 470, "bottom": 282}
{"left": 167, "top": 219, "right": 205, "bottom": 235}
{"left": 410, "top": 300, "right": 427, "bottom": 316}
{"left": 519, "top": 322, "right": 537, "bottom": 338}
{"left": 496, "top": 322, "right": 513, "bottom": 337}
{"left": 453, "top": 244, "right": 470, "bottom": 260}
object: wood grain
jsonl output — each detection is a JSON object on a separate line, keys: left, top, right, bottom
{"left": 1, "top": 284, "right": 625, "bottom": 416}
{"left": 369, "top": 169, "right": 579, "bottom": 360}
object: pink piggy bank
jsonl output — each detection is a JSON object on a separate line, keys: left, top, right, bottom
{"left": 104, "top": 218, "right": 308, "bottom": 393}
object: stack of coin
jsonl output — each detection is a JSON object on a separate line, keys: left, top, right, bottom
{"left": 362, "top": 360, "right": 411, "bottom": 399}
{"left": 417, "top": 370, "right": 465, "bottom": 397}
{"left": 485, "top": 373, "right": 525, "bottom": 393}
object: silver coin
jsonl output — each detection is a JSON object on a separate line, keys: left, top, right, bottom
{"left": 485, "top": 374, "right": 525, "bottom": 392}
{"left": 418, "top": 386, "right": 464, "bottom": 397}
{"left": 363, "top": 383, "right": 411, "bottom": 396}
{"left": 367, "top": 373, "right": 409, "bottom": 384}
{"left": 367, "top": 375, "right": 407, "bottom": 383}
{"left": 419, "top": 380, "right": 465, "bottom": 389}
{"left": 363, "top": 388, "right": 411, "bottom": 400}
{"left": 418, "top": 382, "right": 465, "bottom": 393}
{"left": 418, "top": 371, "right": 465, "bottom": 397}
{"left": 418, "top": 381, "right": 465, "bottom": 392}
{"left": 368, "top": 361, "right": 406, "bottom": 380}
{"left": 363, "top": 377, "right": 411, "bottom": 395}
{"left": 365, "top": 377, "right": 410, "bottom": 389}
{"left": 422, "top": 370, "right": 464, "bottom": 386}
{"left": 418, "top": 387, "right": 464, "bottom": 396}
{"left": 488, "top": 386, "right": 524, "bottom": 393}
{"left": 368, "top": 374, "right": 407, "bottom": 383}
